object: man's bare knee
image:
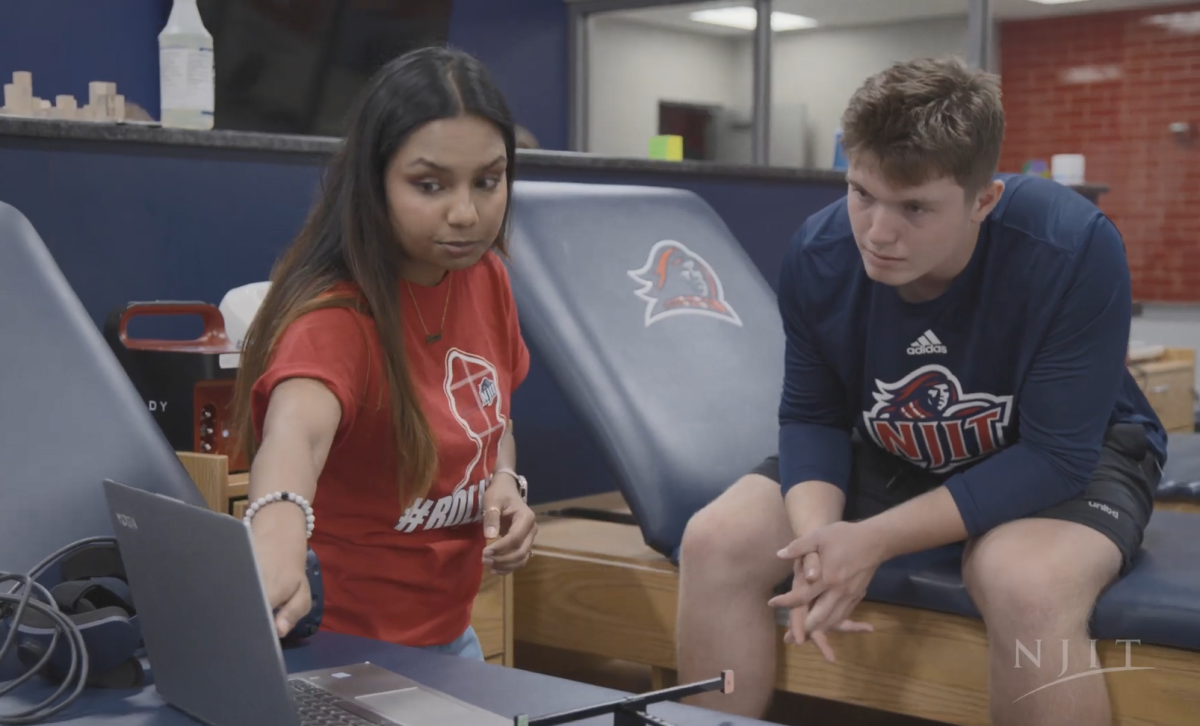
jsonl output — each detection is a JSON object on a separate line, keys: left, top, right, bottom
{"left": 679, "top": 474, "right": 793, "bottom": 586}
{"left": 963, "top": 520, "right": 1119, "bottom": 635}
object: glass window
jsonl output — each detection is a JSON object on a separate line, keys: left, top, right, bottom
{"left": 768, "top": 0, "right": 971, "bottom": 169}
{"left": 583, "top": 1, "right": 974, "bottom": 166}
{"left": 585, "top": 2, "right": 757, "bottom": 160}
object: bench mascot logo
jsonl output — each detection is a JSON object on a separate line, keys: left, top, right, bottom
{"left": 864, "top": 365, "right": 1013, "bottom": 473}
{"left": 628, "top": 240, "right": 742, "bottom": 328}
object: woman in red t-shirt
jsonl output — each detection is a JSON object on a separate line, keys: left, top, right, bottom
{"left": 228, "top": 46, "right": 537, "bottom": 658}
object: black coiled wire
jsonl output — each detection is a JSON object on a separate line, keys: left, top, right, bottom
{"left": 0, "top": 536, "right": 116, "bottom": 724}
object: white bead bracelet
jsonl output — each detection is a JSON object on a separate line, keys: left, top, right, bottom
{"left": 242, "top": 491, "right": 315, "bottom": 539}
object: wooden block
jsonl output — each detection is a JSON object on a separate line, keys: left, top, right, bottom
{"left": 5, "top": 82, "right": 31, "bottom": 116}
{"left": 12, "top": 71, "right": 31, "bottom": 92}
{"left": 54, "top": 95, "right": 78, "bottom": 121}
{"left": 113, "top": 94, "right": 126, "bottom": 122}
{"left": 88, "top": 82, "right": 111, "bottom": 121}
{"left": 176, "top": 451, "right": 230, "bottom": 512}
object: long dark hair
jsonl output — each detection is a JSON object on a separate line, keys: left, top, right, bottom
{"left": 231, "top": 46, "right": 517, "bottom": 507}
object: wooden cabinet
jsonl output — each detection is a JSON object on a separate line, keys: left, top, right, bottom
{"left": 1129, "top": 347, "right": 1196, "bottom": 434}
{"left": 175, "top": 453, "right": 513, "bottom": 666}
{"left": 474, "top": 569, "right": 512, "bottom": 665}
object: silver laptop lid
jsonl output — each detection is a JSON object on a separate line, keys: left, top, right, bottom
{"left": 102, "top": 479, "right": 300, "bottom": 726}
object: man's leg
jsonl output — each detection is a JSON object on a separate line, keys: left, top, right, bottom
{"left": 962, "top": 424, "right": 1156, "bottom": 726}
{"left": 962, "top": 518, "right": 1121, "bottom": 726}
{"left": 676, "top": 457, "right": 794, "bottom": 717}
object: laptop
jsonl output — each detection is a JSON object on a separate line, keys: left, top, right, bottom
{"left": 101, "top": 478, "right": 511, "bottom": 726}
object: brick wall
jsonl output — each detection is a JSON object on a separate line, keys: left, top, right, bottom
{"left": 999, "top": 4, "right": 1200, "bottom": 302}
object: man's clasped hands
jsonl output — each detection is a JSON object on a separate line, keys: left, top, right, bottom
{"left": 768, "top": 520, "right": 885, "bottom": 662}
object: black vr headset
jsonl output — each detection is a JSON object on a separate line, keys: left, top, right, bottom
{"left": 1, "top": 536, "right": 324, "bottom": 719}
{"left": 0, "top": 538, "right": 142, "bottom": 692}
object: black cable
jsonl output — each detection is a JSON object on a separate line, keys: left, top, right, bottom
{"left": 0, "top": 536, "right": 115, "bottom": 724}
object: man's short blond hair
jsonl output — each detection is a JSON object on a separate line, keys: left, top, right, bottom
{"left": 841, "top": 56, "right": 1005, "bottom": 197}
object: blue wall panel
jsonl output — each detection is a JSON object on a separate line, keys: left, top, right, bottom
{"left": 0, "top": 139, "right": 320, "bottom": 330}
{"left": 448, "top": 0, "right": 569, "bottom": 150}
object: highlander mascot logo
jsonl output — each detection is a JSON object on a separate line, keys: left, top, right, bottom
{"left": 627, "top": 240, "right": 742, "bottom": 328}
{"left": 864, "top": 365, "right": 1013, "bottom": 473}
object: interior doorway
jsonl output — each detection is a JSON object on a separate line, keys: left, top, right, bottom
{"left": 658, "top": 101, "right": 718, "bottom": 161}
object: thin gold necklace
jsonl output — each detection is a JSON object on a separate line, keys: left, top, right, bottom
{"left": 406, "top": 273, "right": 452, "bottom": 344}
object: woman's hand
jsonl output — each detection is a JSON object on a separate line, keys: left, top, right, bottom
{"left": 481, "top": 473, "right": 537, "bottom": 575}
{"left": 250, "top": 505, "right": 313, "bottom": 638}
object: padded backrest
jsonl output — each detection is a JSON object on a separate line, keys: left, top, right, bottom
{"left": 0, "top": 201, "right": 206, "bottom": 574}
{"left": 506, "top": 181, "right": 784, "bottom": 556}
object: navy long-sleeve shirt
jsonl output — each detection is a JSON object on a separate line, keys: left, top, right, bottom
{"left": 777, "top": 173, "right": 1166, "bottom": 538}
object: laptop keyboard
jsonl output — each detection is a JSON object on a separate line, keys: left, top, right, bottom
{"left": 289, "top": 679, "right": 380, "bottom": 726}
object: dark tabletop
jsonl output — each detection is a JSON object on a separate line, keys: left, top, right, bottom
{"left": 0, "top": 631, "right": 765, "bottom": 726}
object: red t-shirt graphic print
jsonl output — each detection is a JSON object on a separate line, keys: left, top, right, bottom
{"left": 393, "top": 349, "right": 511, "bottom": 536}
{"left": 251, "top": 252, "right": 530, "bottom": 647}
{"left": 446, "top": 350, "right": 506, "bottom": 490}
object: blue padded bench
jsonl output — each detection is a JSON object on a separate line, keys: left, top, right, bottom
{"left": 505, "top": 180, "right": 1200, "bottom": 726}
{"left": 851, "top": 505, "right": 1200, "bottom": 653}
{"left": 0, "top": 201, "right": 207, "bottom": 575}
{"left": 858, "top": 432, "right": 1200, "bottom": 653}
{"left": 1157, "top": 432, "right": 1200, "bottom": 503}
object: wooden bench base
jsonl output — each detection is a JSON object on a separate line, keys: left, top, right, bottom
{"left": 515, "top": 494, "right": 1200, "bottom": 726}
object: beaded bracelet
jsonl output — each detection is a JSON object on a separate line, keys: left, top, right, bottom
{"left": 242, "top": 491, "right": 315, "bottom": 539}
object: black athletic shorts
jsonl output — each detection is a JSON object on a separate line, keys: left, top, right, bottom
{"left": 755, "top": 423, "right": 1160, "bottom": 579}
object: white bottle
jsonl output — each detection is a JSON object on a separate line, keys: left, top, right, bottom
{"left": 158, "top": 0, "right": 214, "bottom": 130}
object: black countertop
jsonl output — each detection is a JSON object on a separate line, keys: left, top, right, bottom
{"left": 0, "top": 116, "right": 1111, "bottom": 195}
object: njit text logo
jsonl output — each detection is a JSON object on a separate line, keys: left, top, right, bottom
{"left": 1013, "top": 638, "right": 1154, "bottom": 702}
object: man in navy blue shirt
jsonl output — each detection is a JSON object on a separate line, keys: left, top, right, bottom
{"left": 676, "top": 57, "right": 1164, "bottom": 726}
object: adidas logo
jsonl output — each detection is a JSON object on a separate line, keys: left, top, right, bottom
{"left": 907, "top": 330, "right": 947, "bottom": 356}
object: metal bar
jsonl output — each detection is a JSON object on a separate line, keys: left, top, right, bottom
{"left": 515, "top": 672, "right": 731, "bottom": 726}
{"left": 567, "top": 6, "right": 588, "bottom": 151}
{"left": 752, "top": 0, "right": 772, "bottom": 165}
{"left": 966, "top": 0, "right": 991, "bottom": 70}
